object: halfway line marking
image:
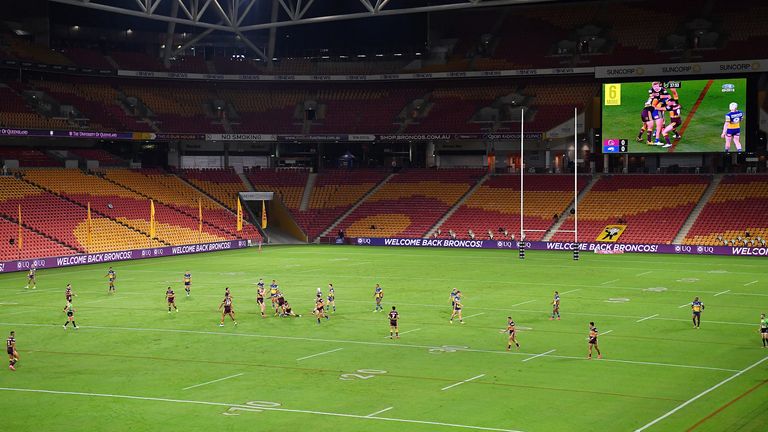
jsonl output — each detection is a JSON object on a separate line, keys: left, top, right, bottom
{"left": 366, "top": 406, "right": 394, "bottom": 417}
{"left": 296, "top": 348, "right": 343, "bottom": 361}
{"left": 636, "top": 314, "right": 659, "bottom": 323}
{"left": 743, "top": 280, "right": 758, "bottom": 286}
{"left": 0, "top": 387, "right": 523, "bottom": 432}
{"left": 182, "top": 373, "right": 244, "bottom": 390}
{"left": 713, "top": 290, "right": 730, "bottom": 297}
{"left": 522, "top": 349, "right": 556, "bottom": 362}
{"left": 441, "top": 374, "right": 486, "bottom": 391}
{"left": 633, "top": 356, "right": 768, "bottom": 431}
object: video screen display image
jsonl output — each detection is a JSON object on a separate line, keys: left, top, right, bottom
{"left": 602, "top": 78, "right": 747, "bottom": 153}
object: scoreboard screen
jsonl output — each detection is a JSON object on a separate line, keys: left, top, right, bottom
{"left": 601, "top": 78, "right": 747, "bottom": 153}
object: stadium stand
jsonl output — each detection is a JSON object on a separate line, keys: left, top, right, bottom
{"left": 298, "top": 169, "right": 389, "bottom": 240}
{"left": 67, "top": 148, "right": 124, "bottom": 165}
{"left": 102, "top": 168, "right": 261, "bottom": 241}
{"left": 684, "top": 175, "right": 768, "bottom": 246}
{"left": 439, "top": 175, "right": 590, "bottom": 241}
{"left": 551, "top": 175, "right": 710, "bottom": 244}
{"left": 21, "top": 169, "right": 258, "bottom": 247}
{"left": 0, "top": 146, "right": 59, "bottom": 167}
{"left": 177, "top": 168, "right": 247, "bottom": 212}
{"left": 0, "top": 176, "right": 164, "bottom": 254}
{"left": 246, "top": 168, "right": 309, "bottom": 211}
{"left": 339, "top": 169, "right": 485, "bottom": 238}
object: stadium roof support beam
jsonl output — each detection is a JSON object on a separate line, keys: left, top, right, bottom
{"left": 162, "top": 0, "right": 179, "bottom": 67}
{"left": 49, "top": 0, "right": 558, "bottom": 32}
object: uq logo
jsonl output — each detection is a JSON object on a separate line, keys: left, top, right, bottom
{"left": 357, "top": 238, "right": 371, "bottom": 245}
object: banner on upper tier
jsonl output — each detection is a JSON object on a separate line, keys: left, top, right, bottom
{"left": 594, "top": 59, "right": 766, "bottom": 78}
{"left": 0, "top": 240, "right": 249, "bottom": 274}
{"left": 351, "top": 237, "right": 768, "bottom": 257}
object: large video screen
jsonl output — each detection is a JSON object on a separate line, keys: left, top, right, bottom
{"left": 602, "top": 78, "right": 747, "bottom": 153}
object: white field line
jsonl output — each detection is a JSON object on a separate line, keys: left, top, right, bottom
{"left": 441, "top": 374, "right": 486, "bottom": 391}
{"left": 521, "top": 349, "right": 556, "bottom": 363}
{"left": 559, "top": 289, "right": 581, "bottom": 295}
{"left": 601, "top": 279, "right": 619, "bottom": 285}
{"left": 633, "top": 356, "right": 768, "bottom": 432}
{"left": 342, "top": 300, "right": 762, "bottom": 326}
{"left": 635, "top": 314, "right": 659, "bottom": 323}
{"left": 0, "top": 322, "right": 739, "bottom": 372}
{"left": 462, "top": 313, "right": 485, "bottom": 319}
{"left": 635, "top": 271, "right": 653, "bottom": 277}
{"left": 0, "top": 387, "right": 525, "bottom": 432}
{"left": 678, "top": 303, "right": 691, "bottom": 308}
{"left": 182, "top": 373, "right": 244, "bottom": 390}
{"left": 713, "top": 290, "right": 731, "bottom": 297}
{"left": 601, "top": 330, "right": 614, "bottom": 336}
{"left": 384, "top": 328, "right": 422, "bottom": 338}
{"left": 366, "top": 406, "right": 394, "bottom": 417}
{"left": 508, "top": 300, "right": 536, "bottom": 307}
{"left": 0, "top": 303, "right": 19, "bottom": 305}
{"left": 296, "top": 348, "right": 343, "bottom": 361}
{"left": 743, "top": 280, "right": 758, "bottom": 286}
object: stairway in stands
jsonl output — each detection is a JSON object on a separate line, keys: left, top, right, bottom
{"left": 673, "top": 174, "right": 721, "bottom": 244}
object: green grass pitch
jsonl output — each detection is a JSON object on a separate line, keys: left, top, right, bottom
{"left": 602, "top": 78, "right": 747, "bottom": 153}
{"left": 1, "top": 245, "right": 767, "bottom": 431}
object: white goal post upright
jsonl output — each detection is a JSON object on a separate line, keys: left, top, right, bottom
{"left": 573, "top": 107, "right": 579, "bottom": 261}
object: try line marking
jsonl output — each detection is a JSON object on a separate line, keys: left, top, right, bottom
{"left": 636, "top": 314, "right": 659, "bottom": 323}
{"left": 633, "top": 356, "right": 768, "bottom": 432}
{"left": 183, "top": 373, "right": 244, "bottom": 390}
{"left": 522, "top": 349, "right": 556, "bottom": 363}
{"left": 441, "top": 374, "right": 486, "bottom": 391}
{"left": 366, "top": 406, "right": 394, "bottom": 417}
{"left": 0, "top": 387, "right": 524, "bottom": 432}
{"left": 0, "top": 322, "right": 738, "bottom": 372}
{"left": 296, "top": 348, "right": 343, "bottom": 361}
{"left": 713, "top": 290, "right": 730, "bottom": 297}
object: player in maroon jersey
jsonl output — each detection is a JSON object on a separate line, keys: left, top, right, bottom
{"left": 218, "top": 292, "right": 237, "bottom": 326}
{"left": 7, "top": 331, "right": 18, "bottom": 371}
{"left": 389, "top": 306, "right": 400, "bottom": 339}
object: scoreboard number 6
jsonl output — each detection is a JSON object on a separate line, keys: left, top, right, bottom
{"left": 604, "top": 84, "right": 621, "bottom": 106}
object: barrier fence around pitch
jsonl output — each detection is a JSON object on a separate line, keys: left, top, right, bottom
{"left": 350, "top": 238, "right": 768, "bottom": 257}
{"left": 0, "top": 240, "right": 251, "bottom": 274}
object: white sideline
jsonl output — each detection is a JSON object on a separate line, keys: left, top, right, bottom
{"left": 633, "top": 356, "right": 768, "bottom": 432}
{"left": 183, "top": 373, "right": 244, "bottom": 390}
{"left": 521, "top": 349, "right": 556, "bottom": 363}
{"left": 635, "top": 314, "right": 659, "bottom": 323}
{"left": 0, "top": 322, "right": 739, "bottom": 372}
{"left": 366, "top": 406, "right": 394, "bottom": 417}
{"left": 441, "top": 374, "right": 486, "bottom": 391}
{"left": 296, "top": 348, "right": 343, "bottom": 361}
{"left": 0, "top": 387, "right": 524, "bottom": 432}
